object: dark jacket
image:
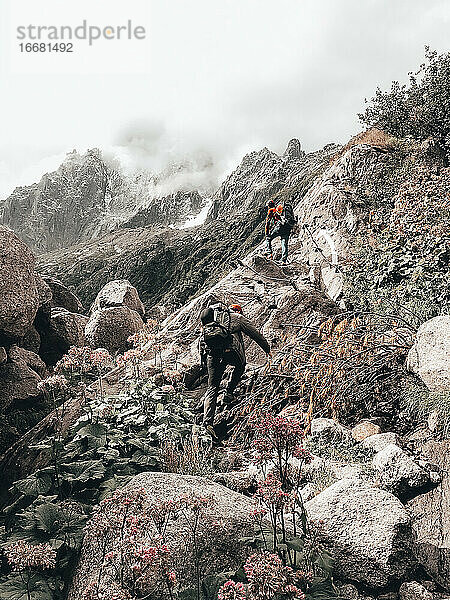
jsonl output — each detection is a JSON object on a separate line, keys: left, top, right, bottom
{"left": 228, "top": 312, "right": 270, "bottom": 365}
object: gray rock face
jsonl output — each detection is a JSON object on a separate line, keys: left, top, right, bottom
{"left": 69, "top": 472, "right": 256, "bottom": 600}
{"left": 362, "top": 432, "right": 400, "bottom": 453}
{"left": 408, "top": 440, "right": 450, "bottom": 589}
{"left": 399, "top": 581, "right": 432, "bottom": 600}
{"left": 0, "top": 226, "right": 39, "bottom": 341}
{"left": 310, "top": 418, "right": 349, "bottom": 442}
{"left": 372, "top": 443, "right": 431, "bottom": 496}
{"left": 351, "top": 421, "right": 381, "bottom": 442}
{"left": 44, "top": 276, "right": 84, "bottom": 313}
{"left": 90, "top": 279, "right": 145, "bottom": 316}
{"left": 85, "top": 306, "right": 143, "bottom": 354}
{"left": 39, "top": 308, "right": 89, "bottom": 365}
{"left": 305, "top": 478, "right": 414, "bottom": 587}
{"left": 0, "top": 345, "right": 45, "bottom": 417}
{"left": 407, "top": 316, "right": 450, "bottom": 392}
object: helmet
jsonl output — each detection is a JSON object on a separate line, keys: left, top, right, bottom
{"left": 230, "top": 304, "right": 243, "bottom": 314}
{"left": 267, "top": 199, "right": 275, "bottom": 208}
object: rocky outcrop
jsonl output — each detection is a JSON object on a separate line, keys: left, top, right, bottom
{"left": 399, "top": 581, "right": 433, "bottom": 600}
{"left": 310, "top": 418, "right": 350, "bottom": 442}
{"left": 39, "top": 308, "right": 88, "bottom": 365}
{"left": 351, "top": 421, "right": 381, "bottom": 442}
{"left": 407, "top": 316, "right": 450, "bottom": 392}
{"left": 306, "top": 478, "right": 414, "bottom": 588}
{"left": 38, "top": 142, "right": 338, "bottom": 310}
{"left": 44, "top": 276, "right": 84, "bottom": 313}
{"left": 372, "top": 444, "right": 435, "bottom": 498}
{"left": 69, "top": 472, "right": 256, "bottom": 600}
{"left": 90, "top": 279, "right": 145, "bottom": 316}
{"left": 408, "top": 440, "right": 450, "bottom": 589}
{"left": 362, "top": 432, "right": 400, "bottom": 453}
{"left": 0, "top": 226, "right": 40, "bottom": 342}
{"left": 0, "top": 345, "right": 46, "bottom": 452}
{"left": 85, "top": 306, "right": 143, "bottom": 353}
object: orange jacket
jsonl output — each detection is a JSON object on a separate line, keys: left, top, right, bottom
{"left": 265, "top": 207, "right": 281, "bottom": 236}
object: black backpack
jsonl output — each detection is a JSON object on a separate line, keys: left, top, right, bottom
{"left": 201, "top": 304, "right": 233, "bottom": 352}
{"left": 281, "top": 202, "right": 298, "bottom": 228}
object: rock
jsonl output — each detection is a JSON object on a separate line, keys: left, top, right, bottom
{"left": 69, "top": 472, "right": 256, "bottom": 600}
{"left": 0, "top": 347, "right": 7, "bottom": 364}
{"left": 21, "top": 326, "right": 41, "bottom": 354}
{"left": 44, "top": 276, "right": 84, "bottom": 314}
{"left": 299, "top": 482, "right": 317, "bottom": 502}
{"left": 40, "top": 308, "right": 89, "bottom": 365}
{"left": 372, "top": 443, "right": 430, "bottom": 496}
{"left": 8, "top": 346, "right": 47, "bottom": 378}
{"left": 407, "top": 316, "right": 450, "bottom": 392}
{"left": 85, "top": 306, "right": 144, "bottom": 354}
{"left": 35, "top": 274, "right": 53, "bottom": 307}
{"left": 362, "top": 432, "right": 400, "bottom": 453}
{"left": 408, "top": 440, "right": 450, "bottom": 589}
{"left": 0, "top": 345, "right": 46, "bottom": 452}
{"left": 90, "top": 279, "right": 145, "bottom": 317}
{"left": 310, "top": 418, "right": 349, "bottom": 442}
{"left": 336, "top": 583, "right": 359, "bottom": 599}
{"left": 212, "top": 471, "right": 258, "bottom": 495}
{"left": 352, "top": 421, "right": 381, "bottom": 442}
{"left": 305, "top": 478, "right": 414, "bottom": 587}
{"left": 399, "top": 581, "right": 432, "bottom": 600}
{"left": 0, "top": 226, "right": 39, "bottom": 340}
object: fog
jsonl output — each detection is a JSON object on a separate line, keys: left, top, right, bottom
{"left": 1, "top": 0, "right": 449, "bottom": 199}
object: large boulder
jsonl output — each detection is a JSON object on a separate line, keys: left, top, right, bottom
{"left": 372, "top": 444, "right": 432, "bottom": 497}
{"left": 90, "top": 279, "right": 145, "bottom": 317}
{"left": 408, "top": 440, "right": 450, "bottom": 589}
{"left": 69, "top": 472, "right": 255, "bottom": 600}
{"left": 399, "top": 581, "right": 432, "bottom": 600}
{"left": 309, "top": 418, "right": 349, "bottom": 443}
{"left": 305, "top": 478, "right": 414, "bottom": 588}
{"left": 362, "top": 432, "right": 400, "bottom": 453}
{"left": 0, "top": 226, "right": 39, "bottom": 341}
{"left": 40, "top": 308, "right": 89, "bottom": 365}
{"left": 351, "top": 421, "right": 381, "bottom": 442}
{"left": 43, "top": 276, "right": 84, "bottom": 314}
{"left": 0, "top": 346, "right": 46, "bottom": 452}
{"left": 407, "top": 316, "right": 450, "bottom": 392}
{"left": 85, "top": 306, "right": 144, "bottom": 354}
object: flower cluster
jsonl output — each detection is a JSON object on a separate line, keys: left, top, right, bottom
{"left": 116, "top": 348, "right": 145, "bottom": 367}
{"left": 251, "top": 413, "right": 306, "bottom": 465}
{"left": 55, "top": 346, "right": 112, "bottom": 376}
{"left": 218, "top": 580, "right": 247, "bottom": 600}
{"left": 244, "top": 552, "right": 305, "bottom": 600}
{"left": 37, "top": 374, "right": 68, "bottom": 396}
{"left": 4, "top": 541, "right": 57, "bottom": 572}
{"left": 256, "top": 475, "right": 291, "bottom": 510}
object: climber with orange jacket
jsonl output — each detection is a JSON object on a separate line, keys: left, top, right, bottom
{"left": 264, "top": 198, "right": 298, "bottom": 264}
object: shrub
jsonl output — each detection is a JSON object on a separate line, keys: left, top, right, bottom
{"left": 359, "top": 48, "right": 450, "bottom": 161}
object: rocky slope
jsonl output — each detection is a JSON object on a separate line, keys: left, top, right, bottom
{"left": 0, "top": 131, "right": 449, "bottom": 600}
{"left": 0, "top": 149, "right": 209, "bottom": 253}
{"left": 37, "top": 140, "right": 338, "bottom": 311}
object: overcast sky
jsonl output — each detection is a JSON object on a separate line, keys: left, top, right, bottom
{"left": 0, "top": 0, "right": 449, "bottom": 198}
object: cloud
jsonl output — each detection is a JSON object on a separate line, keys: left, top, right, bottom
{"left": 1, "top": 0, "right": 449, "bottom": 198}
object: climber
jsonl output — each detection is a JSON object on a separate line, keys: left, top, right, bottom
{"left": 265, "top": 198, "right": 297, "bottom": 264}
{"left": 200, "top": 302, "right": 271, "bottom": 438}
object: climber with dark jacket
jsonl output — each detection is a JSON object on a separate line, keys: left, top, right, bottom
{"left": 265, "top": 198, "right": 297, "bottom": 264}
{"left": 200, "top": 302, "right": 271, "bottom": 436}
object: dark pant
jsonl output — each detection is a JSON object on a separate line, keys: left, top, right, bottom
{"left": 265, "top": 231, "right": 290, "bottom": 261}
{"left": 202, "top": 350, "right": 245, "bottom": 426}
